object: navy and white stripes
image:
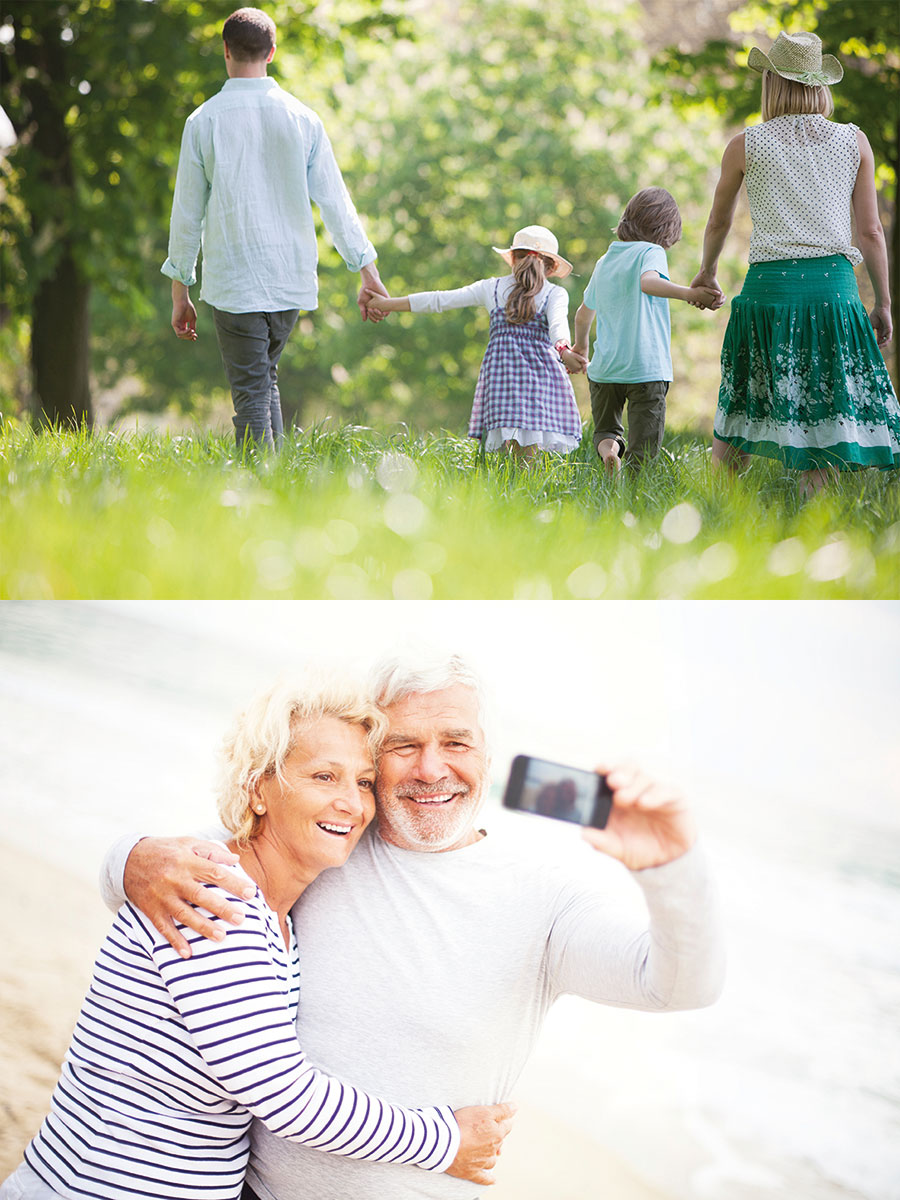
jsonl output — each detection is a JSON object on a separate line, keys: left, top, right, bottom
{"left": 24, "top": 881, "right": 458, "bottom": 1199}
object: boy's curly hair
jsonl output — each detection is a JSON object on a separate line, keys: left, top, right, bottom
{"left": 616, "top": 187, "right": 682, "bottom": 250}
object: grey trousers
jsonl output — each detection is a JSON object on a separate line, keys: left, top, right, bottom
{"left": 212, "top": 307, "right": 300, "bottom": 451}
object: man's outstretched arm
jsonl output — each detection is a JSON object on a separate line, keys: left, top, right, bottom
{"left": 549, "top": 766, "right": 726, "bottom": 1012}
{"left": 100, "top": 834, "right": 255, "bottom": 959}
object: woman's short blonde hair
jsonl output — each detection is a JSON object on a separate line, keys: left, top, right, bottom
{"left": 217, "top": 673, "right": 385, "bottom": 846}
{"left": 761, "top": 69, "right": 834, "bottom": 121}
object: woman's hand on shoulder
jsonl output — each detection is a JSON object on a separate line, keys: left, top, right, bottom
{"left": 447, "top": 1102, "right": 517, "bottom": 1186}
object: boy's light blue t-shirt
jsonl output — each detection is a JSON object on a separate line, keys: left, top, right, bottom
{"left": 583, "top": 241, "right": 673, "bottom": 383}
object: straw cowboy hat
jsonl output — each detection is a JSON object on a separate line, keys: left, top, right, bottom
{"left": 493, "top": 225, "right": 573, "bottom": 279}
{"left": 748, "top": 31, "right": 843, "bottom": 85}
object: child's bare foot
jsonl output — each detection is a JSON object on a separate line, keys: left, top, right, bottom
{"left": 596, "top": 437, "right": 622, "bottom": 478}
{"left": 505, "top": 440, "right": 542, "bottom": 466}
{"left": 798, "top": 465, "right": 838, "bottom": 498}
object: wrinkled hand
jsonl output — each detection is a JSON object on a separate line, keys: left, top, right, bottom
{"left": 447, "top": 1102, "right": 517, "bottom": 1186}
{"left": 581, "top": 765, "right": 697, "bottom": 870}
{"left": 869, "top": 305, "right": 893, "bottom": 347}
{"left": 123, "top": 836, "right": 255, "bottom": 958}
{"left": 172, "top": 295, "right": 198, "bottom": 340}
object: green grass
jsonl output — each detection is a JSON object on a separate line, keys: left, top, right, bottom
{"left": 2, "top": 421, "right": 898, "bottom": 598}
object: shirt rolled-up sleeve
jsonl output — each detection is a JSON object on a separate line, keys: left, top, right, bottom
{"left": 161, "top": 116, "right": 209, "bottom": 287}
{"left": 307, "top": 120, "right": 376, "bottom": 272}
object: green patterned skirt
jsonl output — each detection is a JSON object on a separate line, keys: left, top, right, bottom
{"left": 715, "top": 256, "right": 900, "bottom": 470}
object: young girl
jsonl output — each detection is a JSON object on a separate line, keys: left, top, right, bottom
{"left": 572, "top": 188, "right": 721, "bottom": 475}
{"left": 366, "top": 226, "right": 585, "bottom": 461}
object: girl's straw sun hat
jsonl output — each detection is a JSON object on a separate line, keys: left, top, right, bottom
{"left": 747, "top": 30, "right": 843, "bottom": 85}
{"left": 493, "top": 225, "right": 573, "bottom": 279}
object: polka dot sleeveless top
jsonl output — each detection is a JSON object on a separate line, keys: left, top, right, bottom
{"left": 745, "top": 114, "right": 863, "bottom": 265}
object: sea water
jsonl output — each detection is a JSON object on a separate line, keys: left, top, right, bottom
{"left": 1, "top": 602, "right": 898, "bottom": 1200}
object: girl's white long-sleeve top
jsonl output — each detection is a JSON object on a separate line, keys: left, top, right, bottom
{"left": 23, "top": 870, "right": 459, "bottom": 1200}
{"left": 408, "top": 276, "right": 573, "bottom": 344}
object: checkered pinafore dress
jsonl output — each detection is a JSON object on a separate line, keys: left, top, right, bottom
{"left": 467, "top": 280, "right": 582, "bottom": 441}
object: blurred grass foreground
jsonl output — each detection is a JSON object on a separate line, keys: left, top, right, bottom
{"left": 3, "top": 423, "right": 898, "bottom": 599}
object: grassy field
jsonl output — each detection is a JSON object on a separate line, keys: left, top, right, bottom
{"left": 2, "top": 422, "right": 898, "bottom": 598}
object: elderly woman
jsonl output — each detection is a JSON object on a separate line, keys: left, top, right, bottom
{"left": 0, "top": 677, "right": 512, "bottom": 1200}
{"left": 693, "top": 30, "right": 900, "bottom": 494}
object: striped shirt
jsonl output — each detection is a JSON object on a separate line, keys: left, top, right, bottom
{"left": 23, "top": 875, "right": 458, "bottom": 1199}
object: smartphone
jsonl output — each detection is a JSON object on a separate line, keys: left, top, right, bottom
{"left": 502, "top": 755, "right": 613, "bottom": 829}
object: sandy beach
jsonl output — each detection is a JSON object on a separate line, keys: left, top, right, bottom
{"left": 0, "top": 839, "right": 667, "bottom": 1199}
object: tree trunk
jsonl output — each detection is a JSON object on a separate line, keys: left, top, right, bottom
{"left": 31, "top": 248, "right": 92, "bottom": 429}
{"left": 16, "top": 4, "right": 94, "bottom": 428}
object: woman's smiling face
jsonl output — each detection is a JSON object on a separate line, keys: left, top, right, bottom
{"left": 253, "top": 716, "right": 376, "bottom": 872}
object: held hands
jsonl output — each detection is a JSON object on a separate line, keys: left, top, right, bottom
{"left": 559, "top": 346, "right": 588, "bottom": 374}
{"left": 686, "top": 284, "right": 725, "bottom": 311}
{"left": 360, "top": 288, "right": 395, "bottom": 315}
{"left": 357, "top": 264, "right": 390, "bottom": 323}
{"left": 122, "top": 837, "right": 255, "bottom": 959}
{"left": 581, "top": 766, "right": 698, "bottom": 870}
{"left": 447, "top": 1102, "right": 517, "bottom": 1186}
{"left": 688, "top": 272, "right": 726, "bottom": 311}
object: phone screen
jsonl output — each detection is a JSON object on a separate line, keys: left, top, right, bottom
{"left": 502, "top": 755, "right": 612, "bottom": 829}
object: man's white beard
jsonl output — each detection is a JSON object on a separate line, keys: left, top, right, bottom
{"left": 376, "top": 786, "right": 484, "bottom": 851}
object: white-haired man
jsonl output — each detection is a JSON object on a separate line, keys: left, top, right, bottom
{"left": 102, "top": 654, "right": 726, "bottom": 1200}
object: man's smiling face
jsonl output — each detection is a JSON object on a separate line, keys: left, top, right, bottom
{"left": 374, "top": 684, "right": 489, "bottom": 852}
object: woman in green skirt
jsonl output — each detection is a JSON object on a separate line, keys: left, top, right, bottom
{"left": 692, "top": 30, "right": 899, "bottom": 494}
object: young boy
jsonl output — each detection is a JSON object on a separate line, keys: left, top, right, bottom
{"left": 572, "top": 188, "right": 722, "bottom": 474}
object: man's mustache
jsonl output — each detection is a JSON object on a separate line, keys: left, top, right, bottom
{"left": 389, "top": 778, "right": 471, "bottom": 801}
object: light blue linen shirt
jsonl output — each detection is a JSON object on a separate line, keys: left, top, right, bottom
{"left": 582, "top": 241, "right": 673, "bottom": 383}
{"left": 161, "top": 77, "right": 376, "bottom": 314}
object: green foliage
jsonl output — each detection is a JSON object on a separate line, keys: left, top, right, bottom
{"left": 2, "top": 424, "right": 897, "bottom": 598}
{"left": 1, "top": 0, "right": 729, "bottom": 430}
{"left": 656, "top": 0, "right": 899, "bottom": 191}
{"left": 0, "top": 0, "right": 407, "bottom": 412}
{"left": 278, "top": 0, "right": 727, "bottom": 432}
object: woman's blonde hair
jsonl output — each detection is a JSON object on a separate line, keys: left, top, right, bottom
{"left": 616, "top": 187, "right": 682, "bottom": 250}
{"left": 761, "top": 69, "right": 834, "bottom": 121}
{"left": 505, "top": 250, "right": 555, "bottom": 324}
{"left": 217, "top": 673, "right": 385, "bottom": 846}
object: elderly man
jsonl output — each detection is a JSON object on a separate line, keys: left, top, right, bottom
{"left": 162, "top": 6, "right": 387, "bottom": 450}
{"left": 102, "top": 654, "right": 725, "bottom": 1200}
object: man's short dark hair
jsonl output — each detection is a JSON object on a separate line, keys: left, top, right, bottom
{"left": 223, "top": 7, "right": 276, "bottom": 62}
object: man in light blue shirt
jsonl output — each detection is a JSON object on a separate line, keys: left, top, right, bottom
{"left": 161, "top": 7, "right": 387, "bottom": 450}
